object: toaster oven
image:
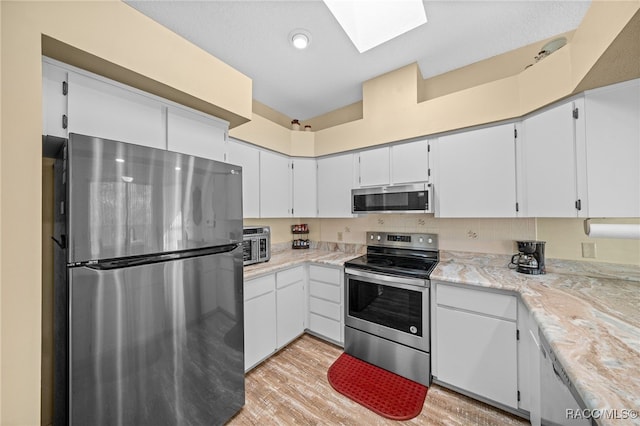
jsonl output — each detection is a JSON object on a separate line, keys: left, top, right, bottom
{"left": 242, "top": 226, "right": 270, "bottom": 266}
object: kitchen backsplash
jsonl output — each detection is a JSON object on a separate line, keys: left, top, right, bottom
{"left": 244, "top": 216, "right": 640, "bottom": 266}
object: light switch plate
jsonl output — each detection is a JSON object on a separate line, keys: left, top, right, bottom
{"left": 582, "top": 242, "right": 596, "bottom": 258}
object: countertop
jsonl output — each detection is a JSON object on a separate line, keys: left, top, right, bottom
{"left": 243, "top": 246, "right": 640, "bottom": 425}
{"left": 243, "top": 245, "right": 362, "bottom": 280}
{"left": 432, "top": 252, "right": 640, "bottom": 426}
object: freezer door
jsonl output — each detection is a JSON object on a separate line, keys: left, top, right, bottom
{"left": 68, "top": 249, "right": 244, "bottom": 426}
{"left": 67, "top": 134, "right": 242, "bottom": 263}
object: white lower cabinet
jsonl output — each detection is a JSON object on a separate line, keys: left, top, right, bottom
{"left": 244, "top": 266, "right": 306, "bottom": 372}
{"left": 276, "top": 267, "right": 305, "bottom": 348}
{"left": 434, "top": 282, "right": 519, "bottom": 410}
{"left": 244, "top": 274, "right": 277, "bottom": 371}
{"left": 307, "top": 264, "right": 343, "bottom": 344}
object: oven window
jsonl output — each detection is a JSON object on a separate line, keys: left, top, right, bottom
{"left": 348, "top": 279, "right": 423, "bottom": 336}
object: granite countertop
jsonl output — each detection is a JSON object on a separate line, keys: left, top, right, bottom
{"left": 243, "top": 243, "right": 363, "bottom": 280}
{"left": 432, "top": 252, "right": 640, "bottom": 425}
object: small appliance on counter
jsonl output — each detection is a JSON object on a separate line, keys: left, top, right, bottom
{"left": 243, "top": 226, "right": 271, "bottom": 265}
{"left": 510, "top": 240, "right": 546, "bottom": 275}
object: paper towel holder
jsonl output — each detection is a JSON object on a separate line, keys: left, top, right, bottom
{"left": 584, "top": 218, "right": 640, "bottom": 239}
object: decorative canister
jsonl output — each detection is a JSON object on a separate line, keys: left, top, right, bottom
{"left": 304, "top": 125, "right": 312, "bottom": 132}
{"left": 291, "top": 119, "right": 300, "bottom": 131}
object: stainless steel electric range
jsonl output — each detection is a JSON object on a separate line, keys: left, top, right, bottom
{"left": 344, "top": 231, "right": 439, "bottom": 386}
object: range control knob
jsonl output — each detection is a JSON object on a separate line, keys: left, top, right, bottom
{"left": 419, "top": 237, "right": 424, "bottom": 243}
{"left": 377, "top": 235, "right": 381, "bottom": 241}
{"left": 428, "top": 238, "right": 433, "bottom": 244}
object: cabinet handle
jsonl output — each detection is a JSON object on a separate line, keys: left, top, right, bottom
{"left": 62, "top": 114, "right": 68, "bottom": 129}
{"left": 575, "top": 199, "right": 582, "bottom": 211}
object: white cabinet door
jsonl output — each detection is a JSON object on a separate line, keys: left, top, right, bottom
{"left": 167, "top": 107, "right": 227, "bottom": 161}
{"left": 42, "top": 60, "right": 68, "bottom": 139}
{"left": 391, "top": 139, "right": 430, "bottom": 184}
{"left": 244, "top": 275, "right": 277, "bottom": 371}
{"left": 435, "top": 123, "right": 518, "bottom": 217}
{"left": 276, "top": 267, "right": 305, "bottom": 348}
{"left": 521, "top": 100, "right": 586, "bottom": 217}
{"left": 67, "top": 72, "right": 166, "bottom": 149}
{"left": 259, "top": 151, "right": 291, "bottom": 218}
{"left": 585, "top": 79, "right": 640, "bottom": 217}
{"left": 292, "top": 158, "right": 317, "bottom": 218}
{"left": 317, "top": 154, "right": 355, "bottom": 218}
{"left": 436, "top": 306, "right": 518, "bottom": 409}
{"left": 226, "top": 139, "right": 260, "bottom": 218}
{"left": 358, "top": 147, "right": 390, "bottom": 187}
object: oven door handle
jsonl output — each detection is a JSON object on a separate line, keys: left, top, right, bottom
{"left": 344, "top": 267, "right": 428, "bottom": 287}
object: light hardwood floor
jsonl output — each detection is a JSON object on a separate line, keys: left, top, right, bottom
{"left": 228, "top": 334, "right": 529, "bottom": 425}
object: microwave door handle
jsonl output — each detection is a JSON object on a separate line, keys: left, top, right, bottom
{"left": 251, "top": 238, "right": 258, "bottom": 261}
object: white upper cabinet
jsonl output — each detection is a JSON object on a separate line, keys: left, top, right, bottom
{"left": 292, "top": 158, "right": 317, "bottom": 218}
{"left": 391, "top": 139, "right": 430, "bottom": 184}
{"left": 358, "top": 147, "right": 390, "bottom": 187}
{"left": 259, "top": 150, "right": 291, "bottom": 218}
{"left": 435, "top": 123, "right": 518, "bottom": 217}
{"left": 42, "top": 60, "right": 68, "bottom": 139}
{"left": 585, "top": 79, "right": 640, "bottom": 217}
{"left": 317, "top": 153, "right": 356, "bottom": 217}
{"left": 521, "top": 99, "right": 587, "bottom": 217}
{"left": 167, "top": 106, "right": 227, "bottom": 161}
{"left": 227, "top": 139, "right": 261, "bottom": 218}
{"left": 67, "top": 72, "right": 166, "bottom": 149}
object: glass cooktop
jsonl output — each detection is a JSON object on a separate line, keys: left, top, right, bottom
{"left": 345, "top": 252, "right": 438, "bottom": 279}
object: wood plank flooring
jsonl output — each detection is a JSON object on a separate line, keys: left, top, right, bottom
{"left": 228, "top": 334, "right": 529, "bottom": 425}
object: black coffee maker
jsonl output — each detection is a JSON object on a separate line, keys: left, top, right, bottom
{"left": 510, "top": 241, "right": 546, "bottom": 275}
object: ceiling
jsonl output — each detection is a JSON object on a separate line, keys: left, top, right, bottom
{"left": 125, "top": 1, "right": 591, "bottom": 121}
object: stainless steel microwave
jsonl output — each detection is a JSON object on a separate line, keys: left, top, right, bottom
{"left": 242, "top": 226, "right": 271, "bottom": 266}
{"left": 352, "top": 183, "right": 434, "bottom": 214}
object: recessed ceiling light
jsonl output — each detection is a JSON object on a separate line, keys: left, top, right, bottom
{"left": 115, "top": 158, "right": 125, "bottom": 163}
{"left": 289, "top": 29, "right": 311, "bottom": 50}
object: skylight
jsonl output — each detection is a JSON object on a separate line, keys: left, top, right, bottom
{"left": 323, "top": 0, "right": 427, "bottom": 53}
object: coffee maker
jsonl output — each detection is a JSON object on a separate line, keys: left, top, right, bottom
{"left": 510, "top": 241, "right": 546, "bottom": 275}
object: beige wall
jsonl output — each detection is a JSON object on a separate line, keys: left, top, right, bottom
{"left": 250, "top": 216, "right": 640, "bottom": 265}
{"left": 246, "top": 216, "right": 536, "bottom": 256}
{"left": 538, "top": 218, "right": 640, "bottom": 265}
{"left": 0, "top": 1, "right": 252, "bottom": 424}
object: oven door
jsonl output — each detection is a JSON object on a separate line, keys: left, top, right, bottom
{"left": 344, "top": 268, "right": 430, "bottom": 352}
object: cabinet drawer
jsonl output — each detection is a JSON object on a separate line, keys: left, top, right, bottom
{"left": 309, "top": 297, "right": 341, "bottom": 320}
{"left": 244, "top": 274, "right": 276, "bottom": 301}
{"left": 277, "top": 266, "right": 304, "bottom": 289}
{"left": 309, "top": 264, "right": 341, "bottom": 284}
{"left": 309, "top": 313, "right": 341, "bottom": 343}
{"left": 437, "top": 283, "right": 516, "bottom": 320}
{"left": 309, "top": 280, "right": 341, "bottom": 303}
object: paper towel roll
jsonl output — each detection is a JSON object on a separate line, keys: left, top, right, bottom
{"left": 584, "top": 222, "right": 640, "bottom": 239}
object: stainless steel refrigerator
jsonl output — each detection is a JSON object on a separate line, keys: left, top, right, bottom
{"left": 53, "top": 134, "right": 245, "bottom": 425}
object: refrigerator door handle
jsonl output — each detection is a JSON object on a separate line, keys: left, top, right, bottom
{"left": 80, "top": 243, "right": 241, "bottom": 270}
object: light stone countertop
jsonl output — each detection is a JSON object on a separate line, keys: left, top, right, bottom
{"left": 432, "top": 251, "right": 640, "bottom": 426}
{"left": 243, "top": 246, "right": 640, "bottom": 425}
{"left": 243, "top": 243, "right": 363, "bottom": 280}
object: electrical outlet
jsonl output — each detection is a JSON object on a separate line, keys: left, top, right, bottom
{"left": 337, "top": 232, "right": 343, "bottom": 241}
{"left": 582, "top": 242, "right": 597, "bottom": 258}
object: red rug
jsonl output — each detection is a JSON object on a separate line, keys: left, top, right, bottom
{"left": 327, "top": 353, "right": 428, "bottom": 420}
